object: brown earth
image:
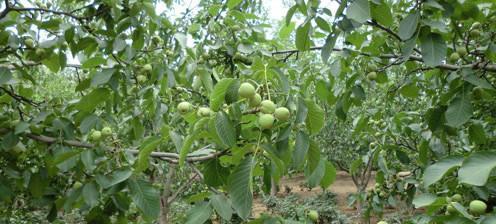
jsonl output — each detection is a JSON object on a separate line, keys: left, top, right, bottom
{"left": 252, "top": 171, "right": 402, "bottom": 224}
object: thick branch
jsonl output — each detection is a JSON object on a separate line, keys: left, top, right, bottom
{"left": 0, "top": 128, "right": 224, "bottom": 162}
{"left": 272, "top": 47, "right": 496, "bottom": 72}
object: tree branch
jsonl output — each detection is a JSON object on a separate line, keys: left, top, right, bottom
{"left": 271, "top": 47, "right": 496, "bottom": 72}
{"left": 0, "top": 128, "right": 225, "bottom": 162}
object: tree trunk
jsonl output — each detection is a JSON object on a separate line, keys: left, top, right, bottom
{"left": 270, "top": 177, "right": 277, "bottom": 196}
{"left": 159, "top": 165, "right": 176, "bottom": 224}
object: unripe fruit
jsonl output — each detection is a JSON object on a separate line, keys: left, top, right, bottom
{"left": 368, "top": 64, "right": 377, "bottom": 72}
{"left": 259, "top": 114, "right": 275, "bottom": 130}
{"left": 367, "top": 72, "right": 377, "bottom": 81}
{"left": 470, "top": 29, "right": 480, "bottom": 38}
{"left": 137, "top": 75, "right": 147, "bottom": 83}
{"left": 143, "top": 64, "right": 153, "bottom": 72}
{"left": 91, "top": 130, "right": 102, "bottom": 141}
{"left": 260, "top": 100, "right": 276, "bottom": 114}
{"left": 73, "top": 181, "right": 83, "bottom": 189}
{"left": 471, "top": 22, "right": 481, "bottom": 29}
{"left": 447, "top": 203, "right": 457, "bottom": 213}
{"left": 469, "top": 200, "right": 487, "bottom": 215}
{"left": 248, "top": 93, "right": 262, "bottom": 107}
{"left": 197, "top": 107, "right": 212, "bottom": 117}
{"left": 307, "top": 210, "right": 318, "bottom": 221}
{"left": 473, "top": 86, "right": 484, "bottom": 99}
{"left": 24, "top": 38, "right": 34, "bottom": 48}
{"left": 456, "top": 48, "right": 467, "bottom": 57}
{"left": 102, "top": 127, "right": 112, "bottom": 137}
{"left": 449, "top": 52, "right": 460, "bottom": 62}
{"left": 451, "top": 194, "right": 462, "bottom": 202}
{"left": 238, "top": 82, "right": 256, "bottom": 98}
{"left": 274, "top": 107, "right": 290, "bottom": 121}
{"left": 35, "top": 48, "right": 45, "bottom": 56}
{"left": 377, "top": 221, "right": 388, "bottom": 224}
{"left": 177, "top": 102, "right": 192, "bottom": 115}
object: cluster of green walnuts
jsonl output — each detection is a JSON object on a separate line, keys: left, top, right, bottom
{"left": 89, "top": 126, "right": 113, "bottom": 141}
{"left": 175, "top": 81, "right": 290, "bottom": 130}
{"left": 445, "top": 194, "right": 488, "bottom": 217}
{"left": 238, "top": 82, "right": 290, "bottom": 130}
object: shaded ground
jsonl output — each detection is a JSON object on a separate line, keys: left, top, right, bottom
{"left": 253, "top": 171, "right": 399, "bottom": 223}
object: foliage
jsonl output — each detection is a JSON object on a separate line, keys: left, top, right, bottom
{"left": 263, "top": 192, "right": 349, "bottom": 223}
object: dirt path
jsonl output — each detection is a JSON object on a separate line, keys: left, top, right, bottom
{"left": 253, "top": 171, "right": 376, "bottom": 221}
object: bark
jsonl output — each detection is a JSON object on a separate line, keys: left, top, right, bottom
{"left": 159, "top": 165, "right": 176, "bottom": 224}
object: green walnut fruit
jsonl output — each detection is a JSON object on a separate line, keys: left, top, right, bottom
{"left": 377, "top": 221, "right": 388, "bottom": 224}
{"left": 447, "top": 203, "right": 457, "bottom": 213}
{"left": 177, "top": 102, "right": 192, "bottom": 115}
{"left": 307, "top": 210, "right": 319, "bottom": 221}
{"left": 24, "top": 38, "right": 34, "bottom": 48}
{"left": 143, "top": 64, "right": 153, "bottom": 72}
{"left": 238, "top": 82, "right": 256, "bottom": 98}
{"left": 367, "top": 72, "right": 377, "bottom": 81}
{"left": 368, "top": 64, "right": 377, "bottom": 72}
{"left": 473, "top": 86, "right": 484, "bottom": 99}
{"left": 137, "top": 75, "right": 147, "bottom": 83}
{"left": 260, "top": 100, "right": 276, "bottom": 114}
{"left": 274, "top": 107, "right": 290, "bottom": 121}
{"left": 469, "top": 200, "right": 487, "bottom": 215}
{"left": 73, "top": 181, "right": 83, "bottom": 189}
{"left": 102, "top": 127, "right": 112, "bottom": 137}
{"left": 259, "top": 114, "right": 275, "bottom": 130}
{"left": 197, "top": 107, "right": 212, "bottom": 117}
{"left": 470, "top": 29, "right": 481, "bottom": 38}
{"left": 451, "top": 194, "right": 462, "bottom": 202}
{"left": 449, "top": 52, "right": 460, "bottom": 62}
{"left": 456, "top": 48, "right": 467, "bottom": 57}
{"left": 91, "top": 130, "right": 102, "bottom": 141}
{"left": 249, "top": 93, "right": 262, "bottom": 107}
{"left": 35, "top": 48, "right": 45, "bottom": 57}
{"left": 471, "top": 22, "right": 482, "bottom": 29}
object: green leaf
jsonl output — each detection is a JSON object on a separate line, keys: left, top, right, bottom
{"left": 82, "top": 182, "right": 99, "bottom": 208}
{"left": 227, "top": 0, "right": 242, "bottom": 9}
{"left": 371, "top": 1, "right": 393, "bottom": 27}
{"left": 458, "top": 151, "right": 496, "bottom": 186}
{"left": 76, "top": 88, "right": 111, "bottom": 112}
{"left": 210, "top": 194, "right": 233, "bottom": 221}
{"left": 398, "top": 12, "right": 419, "bottom": 40}
{"left": 186, "top": 202, "right": 212, "bottom": 224}
{"left": 445, "top": 93, "right": 472, "bottom": 127}
{"left": 307, "top": 159, "right": 326, "bottom": 188}
{"left": 420, "top": 32, "right": 447, "bottom": 67}
{"left": 0, "top": 68, "right": 13, "bottom": 85}
{"left": 304, "top": 98, "right": 325, "bottom": 135}
{"left": 82, "top": 56, "right": 106, "bottom": 69}
{"left": 295, "top": 22, "right": 312, "bottom": 51}
{"left": 413, "top": 193, "right": 437, "bottom": 208}
{"left": 322, "top": 32, "right": 339, "bottom": 63}
{"left": 228, "top": 156, "right": 254, "bottom": 220}
{"left": 468, "top": 123, "right": 487, "bottom": 144}
{"left": 215, "top": 111, "right": 236, "bottom": 148}
{"left": 91, "top": 68, "right": 114, "bottom": 87}
{"left": 400, "top": 83, "right": 420, "bottom": 98}
{"left": 42, "top": 53, "right": 60, "bottom": 73}
{"left": 292, "top": 131, "right": 310, "bottom": 169}
{"left": 320, "top": 161, "right": 337, "bottom": 189}
{"left": 210, "top": 78, "right": 234, "bottom": 111}
{"left": 346, "top": 0, "right": 371, "bottom": 23}
{"left": 315, "top": 16, "right": 331, "bottom": 32}
{"left": 80, "top": 114, "right": 99, "bottom": 134}
{"left": 128, "top": 179, "right": 160, "bottom": 219}
{"left": 423, "top": 156, "right": 463, "bottom": 187}
{"left": 285, "top": 5, "right": 298, "bottom": 26}
{"left": 96, "top": 168, "right": 132, "bottom": 188}
{"left": 135, "top": 136, "right": 162, "bottom": 173}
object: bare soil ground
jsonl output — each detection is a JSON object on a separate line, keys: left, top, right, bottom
{"left": 252, "top": 171, "right": 398, "bottom": 224}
